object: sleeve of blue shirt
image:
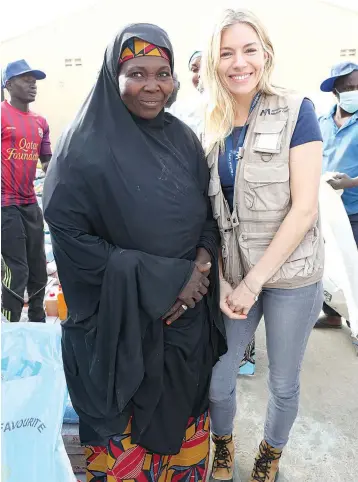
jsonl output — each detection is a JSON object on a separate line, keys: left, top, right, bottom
{"left": 290, "top": 98, "right": 323, "bottom": 148}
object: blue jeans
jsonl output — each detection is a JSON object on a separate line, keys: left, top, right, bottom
{"left": 209, "top": 282, "right": 323, "bottom": 449}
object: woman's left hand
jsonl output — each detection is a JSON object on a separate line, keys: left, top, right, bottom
{"left": 227, "top": 279, "right": 260, "bottom": 316}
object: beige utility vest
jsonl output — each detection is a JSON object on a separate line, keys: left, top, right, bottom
{"left": 207, "top": 93, "right": 324, "bottom": 289}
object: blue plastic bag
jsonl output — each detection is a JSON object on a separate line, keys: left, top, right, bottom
{"left": 1, "top": 323, "right": 76, "bottom": 482}
{"left": 63, "top": 395, "right": 80, "bottom": 424}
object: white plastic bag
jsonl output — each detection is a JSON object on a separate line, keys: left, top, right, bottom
{"left": 320, "top": 179, "right": 358, "bottom": 338}
{"left": 1, "top": 322, "right": 76, "bottom": 482}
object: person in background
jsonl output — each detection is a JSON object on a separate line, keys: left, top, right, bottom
{"left": 201, "top": 9, "right": 324, "bottom": 481}
{"left": 1, "top": 59, "right": 51, "bottom": 323}
{"left": 189, "top": 50, "right": 202, "bottom": 90}
{"left": 315, "top": 62, "right": 358, "bottom": 329}
{"left": 169, "top": 51, "right": 203, "bottom": 136}
{"left": 165, "top": 72, "right": 180, "bottom": 108}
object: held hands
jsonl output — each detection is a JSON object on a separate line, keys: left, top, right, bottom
{"left": 162, "top": 261, "right": 211, "bottom": 326}
{"left": 219, "top": 278, "right": 246, "bottom": 320}
{"left": 220, "top": 276, "right": 261, "bottom": 320}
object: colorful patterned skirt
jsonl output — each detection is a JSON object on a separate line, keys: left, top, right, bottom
{"left": 85, "top": 411, "right": 210, "bottom": 482}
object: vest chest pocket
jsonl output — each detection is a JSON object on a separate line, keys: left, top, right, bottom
{"left": 253, "top": 120, "right": 287, "bottom": 155}
{"left": 243, "top": 163, "right": 290, "bottom": 211}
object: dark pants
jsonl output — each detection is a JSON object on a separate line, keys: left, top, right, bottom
{"left": 1, "top": 203, "right": 47, "bottom": 322}
{"left": 323, "top": 213, "right": 358, "bottom": 317}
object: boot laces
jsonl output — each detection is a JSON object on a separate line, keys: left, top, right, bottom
{"left": 213, "top": 436, "right": 233, "bottom": 472}
{"left": 252, "top": 444, "right": 281, "bottom": 482}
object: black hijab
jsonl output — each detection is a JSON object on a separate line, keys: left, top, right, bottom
{"left": 43, "top": 23, "right": 226, "bottom": 454}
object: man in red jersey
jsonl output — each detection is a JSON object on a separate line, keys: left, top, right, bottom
{"left": 1, "top": 59, "right": 52, "bottom": 322}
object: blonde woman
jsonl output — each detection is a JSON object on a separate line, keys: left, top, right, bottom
{"left": 201, "top": 9, "right": 324, "bottom": 482}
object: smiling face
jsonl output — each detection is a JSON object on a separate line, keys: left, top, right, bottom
{"left": 6, "top": 73, "right": 37, "bottom": 104}
{"left": 218, "top": 22, "right": 266, "bottom": 99}
{"left": 118, "top": 56, "right": 173, "bottom": 119}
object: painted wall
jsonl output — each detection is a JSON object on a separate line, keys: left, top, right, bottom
{"left": 1, "top": 0, "right": 357, "bottom": 143}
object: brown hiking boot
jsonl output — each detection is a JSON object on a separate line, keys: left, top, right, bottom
{"left": 249, "top": 440, "right": 282, "bottom": 482}
{"left": 210, "top": 434, "right": 235, "bottom": 482}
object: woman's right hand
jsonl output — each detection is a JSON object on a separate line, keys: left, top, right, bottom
{"left": 220, "top": 278, "right": 247, "bottom": 320}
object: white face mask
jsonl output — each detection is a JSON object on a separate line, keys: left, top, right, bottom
{"left": 338, "top": 90, "right": 358, "bottom": 114}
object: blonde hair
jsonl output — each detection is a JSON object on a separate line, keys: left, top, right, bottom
{"left": 201, "top": 9, "right": 283, "bottom": 154}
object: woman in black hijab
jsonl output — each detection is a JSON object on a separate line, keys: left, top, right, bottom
{"left": 43, "top": 23, "right": 226, "bottom": 481}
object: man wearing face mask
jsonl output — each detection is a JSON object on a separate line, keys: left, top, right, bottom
{"left": 315, "top": 62, "right": 358, "bottom": 329}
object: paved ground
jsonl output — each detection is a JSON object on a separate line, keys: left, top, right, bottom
{"left": 76, "top": 321, "right": 357, "bottom": 482}
{"left": 234, "top": 321, "right": 358, "bottom": 482}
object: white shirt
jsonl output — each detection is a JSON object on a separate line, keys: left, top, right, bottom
{"left": 168, "top": 91, "right": 204, "bottom": 138}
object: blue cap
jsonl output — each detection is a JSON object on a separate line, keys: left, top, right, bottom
{"left": 2, "top": 59, "right": 46, "bottom": 88}
{"left": 320, "top": 62, "right": 358, "bottom": 92}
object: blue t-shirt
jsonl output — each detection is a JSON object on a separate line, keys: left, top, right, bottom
{"left": 319, "top": 106, "right": 358, "bottom": 216}
{"left": 219, "top": 99, "right": 323, "bottom": 211}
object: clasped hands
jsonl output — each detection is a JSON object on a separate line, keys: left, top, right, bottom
{"left": 220, "top": 275, "right": 261, "bottom": 320}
